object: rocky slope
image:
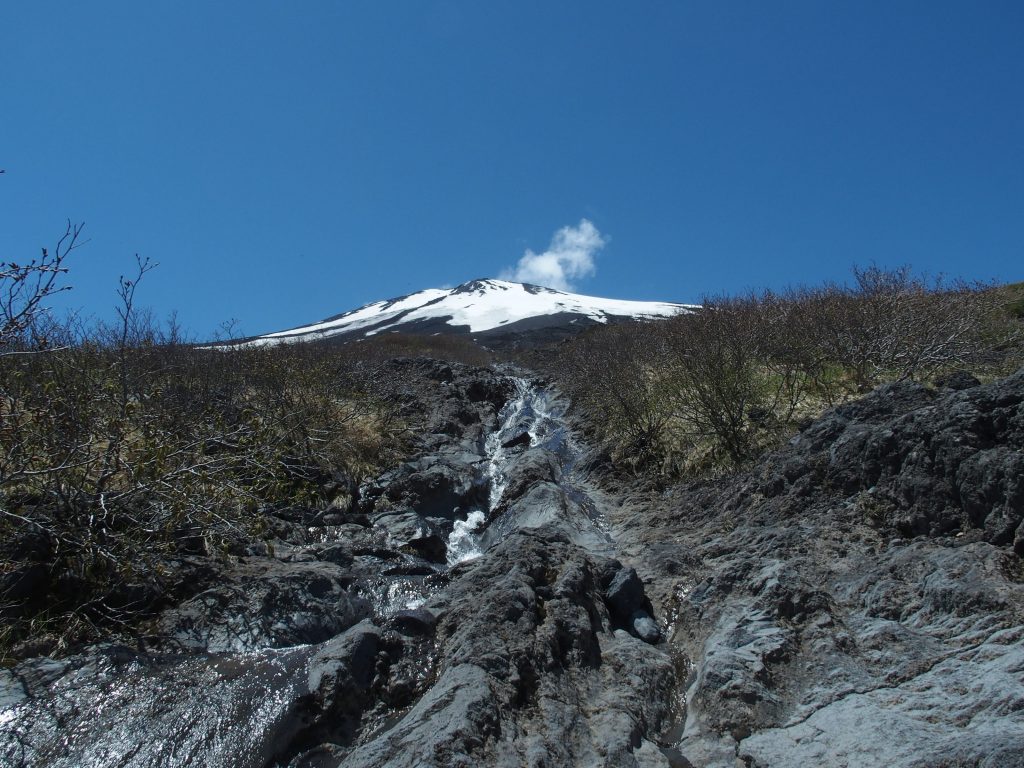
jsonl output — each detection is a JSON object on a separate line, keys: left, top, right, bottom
{"left": 611, "top": 369, "right": 1024, "bottom": 767}
{"left": 0, "top": 361, "right": 675, "bottom": 767}
{"left": 2, "top": 362, "right": 1023, "bottom": 767}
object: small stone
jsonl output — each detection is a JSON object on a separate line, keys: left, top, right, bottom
{"left": 632, "top": 612, "right": 661, "bottom": 644}
{"left": 501, "top": 430, "right": 532, "bottom": 449}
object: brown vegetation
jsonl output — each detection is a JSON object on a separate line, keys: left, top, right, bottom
{"left": 0, "top": 231, "right": 493, "bottom": 661}
{"left": 525, "top": 267, "right": 1023, "bottom": 477}
{"left": 2, "top": 228, "right": 1018, "bottom": 661}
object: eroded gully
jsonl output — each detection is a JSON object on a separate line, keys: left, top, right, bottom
{"left": 0, "top": 367, "right": 682, "bottom": 768}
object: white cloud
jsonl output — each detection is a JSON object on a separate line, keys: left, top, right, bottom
{"left": 501, "top": 219, "right": 606, "bottom": 291}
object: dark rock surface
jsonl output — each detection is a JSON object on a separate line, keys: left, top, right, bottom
{"left": 297, "top": 529, "right": 673, "bottom": 768}
{"left": 606, "top": 567, "right": 647, "bottom": 622}
{"left": 361, "top": 454, "right": 486, "bottom": 522}
{"left": 147, "top": 558, "right": 372, "bottom": 653}
{"left": 370, "top": 510, "right": 448, "bottom": 563}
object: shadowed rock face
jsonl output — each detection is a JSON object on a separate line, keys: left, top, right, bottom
{"left": 323, "top": 528, "right": 674, "bottom": 768}
{"left": 3, "top": 363, "right": 1023, "bottom": 768}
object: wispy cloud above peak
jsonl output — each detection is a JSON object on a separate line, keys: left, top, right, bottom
{"left": 501, "top": 219, "right": 607, "bottom": 291}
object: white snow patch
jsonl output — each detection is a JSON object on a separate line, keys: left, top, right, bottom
{"left": 236, "top": 279, "right": 694, "bottom": 347}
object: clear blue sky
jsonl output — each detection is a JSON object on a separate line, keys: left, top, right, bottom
{"left": 2, "top": 2, "right": 1022, "bottom": 339}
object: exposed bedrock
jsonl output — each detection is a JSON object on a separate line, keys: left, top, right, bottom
{"left": 612, "top": 369, "right": 1024, "bottom": 767}
{"left": 4, "top": 363, "right": 1024, "bottom": 767}
{"left": 0, "top": 361, "right": 674, "bottom": 768}
{"left": 296, "top": 528, "right": 674, "bottom": 768}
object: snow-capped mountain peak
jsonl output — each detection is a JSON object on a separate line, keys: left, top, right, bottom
{"left": 241, "top": 279, "right": 693, "bottom": 347}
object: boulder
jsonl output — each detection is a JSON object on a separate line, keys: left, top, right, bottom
{"left": 605, "top": 567, "right": 648, "bottom": 623}
{"left": 387, "top": 607, "right": 439, "bottom": 636}
{"left": 365, "top": 454, "right": 487, "bottom": 520}
{"left": 632, "top": 612, "right": 662, "bottom": 644}
{"left": 373, "top": 511, "right": 447, "bottom": 563}
{"left": 148, "top": 558, "right": 371, "bottom": 653}
{"left": 493, "top": 448, "right": 561, "bottom": 507}
{"left": 501, "top": 430, "right": 532, "bottom": 449}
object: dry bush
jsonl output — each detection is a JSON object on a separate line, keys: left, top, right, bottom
{"left": 804, "top": 267, "right": 1011, "bottom": 387}
{"left": 550, "top": 322, "right": 671, "bottom": 469}
{"left": 0, "top": 227, "right": 501, "bottom": 657}
{"left": 1003, "top": 282, "right": 1024, "bottom": 320}
{"left": 541, "top": 267, "right": 1022, "bottom": 480}
{"left": 659, "top": 296, "right": 788, "bottom": 466}
{"left": 1, "top": 297, "right": 413, "bottom": 658}
{"left": 0, "top": 220, "right": 83, "bottom": 353}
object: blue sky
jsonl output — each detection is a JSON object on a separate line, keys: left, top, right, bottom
{"left": 2, "top": 2, "right": 1022, "bottom": 339}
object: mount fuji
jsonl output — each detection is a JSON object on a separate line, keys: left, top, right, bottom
{"left": 238, "top": 279, "right": 693, "bottom": 348}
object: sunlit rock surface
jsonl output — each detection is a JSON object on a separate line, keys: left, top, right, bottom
{"left": 3, "top": 363, "right": 1024, "bottom": 767}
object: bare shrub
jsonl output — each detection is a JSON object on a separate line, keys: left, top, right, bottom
{"left": 540, "top": 266, "right": 1022, "bottom": 480}
{"left": 0, "top": 256, "right": 413, "bottom": 656}
{"left": 810, "top": 266, "right": 1011, "bottom": 388}
{"left": 551, "top": 322, "right": 671, "bottom": 469}
{"left": 0, "top": 221, "right": 83, "bottom": 352}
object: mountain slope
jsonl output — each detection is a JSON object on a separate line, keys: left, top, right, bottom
{"left": 239, "top": 279, "right": 692, "bottom": 347}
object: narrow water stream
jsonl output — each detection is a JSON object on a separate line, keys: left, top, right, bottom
{"left": 366, "top": 375, "right": 612, "bottom": 617}
{"left": 452, "top": 376, "right": 577, "bottom": 560}
{"left": 0, "top": 374, "right": 622, "bottom": 768}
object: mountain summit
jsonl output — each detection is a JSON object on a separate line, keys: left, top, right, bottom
{"left": 242, "top": 279, "right": 692, "bottom": 347}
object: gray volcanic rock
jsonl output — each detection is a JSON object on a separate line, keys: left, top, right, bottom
{"left": 778, "top": 372, "right": 1024, "bottom": 541}
{"left": 146, "top": 558, "right": 372, "bottom": 653}
{"left": 298, "top": 528, "right": 675, "bottom": 768}
{"left": 478, "top": 480, "right": 615, "bottom": 557}
{"left": 492, "top": 447, "right": 562, "bottom": 507}
{"left": 1, "top": 642, "right": 321, "bottom": 768}
{"left": 356, "top": 358, "right": 513, "bottom": 522}
{"left": 607, "top": 368, "right": 1024, "bottom": 767}
{"left": 632, "top": 613, "right": 662, "bottom": 644}
{"left": 371, "top": 510, "right": 448, "bottom": 562}
{"left": 606, "top": 567, "right": 647, "bottom": 622}
{"left": 8, "top": 360, "right": 1022, "bottom": 768}
{"left": 361, "top": 454, "right": 487, "bottom": 521}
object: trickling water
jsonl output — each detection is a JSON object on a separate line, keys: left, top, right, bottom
{"left": 492, "top": 380, "right": 572, "bottom": 491}
{"left": 367, "top": 379, "right": 562, "bottom": 616}
{"left": 0, "top": 373, "right": 614, "bottom": 768}
{"left": 441, "top": 376, "right": 583, "bottom": 565}
{"left": 1, "top": 644, "right": 316, "bottom": 768}
{"left": 485, "top": 378, "right": 537, "bottom": 509}
{"left": 366, "top": 578, "right": 430, "bottom": 615}
{"left": 445, "top": 510, "right": 487, "bottom": 565}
